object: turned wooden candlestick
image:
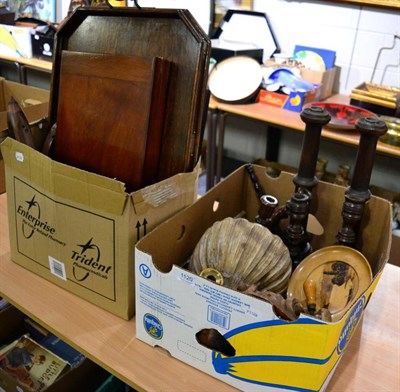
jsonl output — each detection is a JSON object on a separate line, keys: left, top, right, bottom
{"left": 293, "top": 106, "right": 331, "bottom": 193}
{"left": 282, "top": 192, "right": 312, "bottom": 269}
{"left": 256, "top": 195, "right": 279, "bottom": 226}
{"left": 336, "top": 117, "right": 388, "bottom": 247}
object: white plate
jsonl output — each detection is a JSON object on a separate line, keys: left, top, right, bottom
{"left": 208, "top": 56, "right": 263, "bottom": 103}
{"left": 293, "top": 50, "right": 326, "bottom": 72}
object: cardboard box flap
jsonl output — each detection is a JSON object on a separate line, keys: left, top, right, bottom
{"left": 0, "top": 79, "right": 50, "bottom": 111}
{"left": 137, "top": 165, "right": 392, "bottom": 277}
{"left": 0, "top": 78, "right": 50, "bottom": 132}
{"left": 1, "top": 138, "right": 128, "bottom": 215}
{"left": 136, "top": 168, "right": 296, "bottom": 272}
{"left": 135, "top": 165, "right": 392, "bottom": 391}
{"left": 132, "top": 162, "right": 199, "bottom": 215}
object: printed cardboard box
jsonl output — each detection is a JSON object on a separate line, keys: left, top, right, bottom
{"left": 264, "top": 60, "right": 337, "bottom": 101}
{"left": 0, "top": 78, "right": 49, "bottom": 131}
{"left": 135, "top": 165, "right": 392, "bottom": 391}
{"left": 257, "top": 86, "right": 319, "bottom": 112}
{"left": 1, "top": 137, "right": 199, "bottom": 320}
{"left": 0, "top": 24, "right": 34, "bottom": 58}
{"left": 300, "top": 66, "right": 337, "bottom": 101}
{"left": 0, "top": 78, "right": 49, "bottom": 194}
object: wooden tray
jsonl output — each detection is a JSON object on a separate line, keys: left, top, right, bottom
{"left": 54, "top": 50, "right": 170, "bottom": 192}
{"left": 49, "top": 7, "right": 210, "bottom": 187}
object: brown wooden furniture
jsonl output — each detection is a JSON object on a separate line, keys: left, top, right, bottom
{"left": 0, "top": 192, "right": 399, "bottom": 391}
{"left": 50, "top": 8, "right": 210, "bottom": 187}
{"left": 54, "top": 51, "right": 170, "bottom": 192}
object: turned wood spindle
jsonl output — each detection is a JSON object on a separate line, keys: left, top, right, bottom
{"left": 293, "top": 106, "right": 331, "bottom": 193}
{"left": 282, "top": 192, "right": 312, "bottom": 269}
{"left": 336, "top": 117, "right": 388, "bottom": 247}
{"left": 245, "top": 163, "right": 265, "bottom": 199}
{"left": 256, "top": 194, "right": 279, "bottom": 227}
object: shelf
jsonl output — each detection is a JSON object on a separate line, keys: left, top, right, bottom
{"left": 0, "top": 54, "right": 53, "bottom": 72}
{"left": 214, "top": 95, "right": 400, "bottom": 158}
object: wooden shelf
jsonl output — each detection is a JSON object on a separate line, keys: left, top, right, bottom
{"left": 214, "top": 95, "right": 400, "bottom": 158}
{"left": 1, "top": 191, "right": 399, "bottom": 391}
{"left": 0, "top": 54, "right": 53, "bottom": 72}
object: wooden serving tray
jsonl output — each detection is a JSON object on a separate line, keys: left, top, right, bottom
{"left": 50, "top": 8, "right": 211, "bottom": 186}
{"left": 54, "top": 50, "right": 170, "bottom": 192}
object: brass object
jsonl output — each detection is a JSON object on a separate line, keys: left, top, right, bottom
{"left": 379, "top": 115, "right": 400, "bottom": 147}
{"left": 334, "top": 164, "right": 350, "bottom": 187}
{"left": 351, "top": 82, "right": 399, "bottom": 109}
{"left": 199, "top": 268, "right": 224, "bottom": 286}
{"left": 315, "top": 158, "right": 328, "bottom": 180}
{"left": 287, "top": 245, "right": 373, "bottom": 322}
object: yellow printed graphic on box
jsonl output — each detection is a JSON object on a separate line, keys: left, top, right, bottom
{"left": 0, "top": 25, "right": 33, "bottom": 58}
{"left": 211, "top": 296, "right": 366, "bottom": 391}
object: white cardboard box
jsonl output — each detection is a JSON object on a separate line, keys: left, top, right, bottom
{"left": 135, "top": 165, "right": 392, "bottom": 391}
{"left": 0, "top": 24, "right": 34, "bottom": 58}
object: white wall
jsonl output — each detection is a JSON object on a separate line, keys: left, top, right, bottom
{"left": 222, "top": 0, "right": 400, "bottom": 193}
{"left": 254, "top": 0, "right": 399, "bottom": 94}
{"left": 55, "top": 0, "right": 399, "bottom": 192}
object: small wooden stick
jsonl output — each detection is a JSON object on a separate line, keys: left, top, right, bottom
{"left": 303, "top": 279, "right": 317, "bottom": 314}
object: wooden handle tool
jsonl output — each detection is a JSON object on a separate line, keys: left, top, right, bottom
{"left": 7, "top": 97, "right": 36, "bottom": 149}
{"left": 303, "top": 279, "right": 317, "bottom": 314}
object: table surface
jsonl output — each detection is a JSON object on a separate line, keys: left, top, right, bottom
{"left": 0, "top": 54, "right": 53, "bottom": 71}
{"left": 0, "top": 192, "right": 399, "bottom": 391}
{"left": 211, "top": 95, "right": 400, "bottom": 158}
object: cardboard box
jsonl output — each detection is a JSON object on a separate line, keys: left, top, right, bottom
{"left": 0, "top": 306, "right": 110, "bottom": 391}
{"left": 0, "top": 78, "right": 49, "bottom": 132}
{"left": 0, "top": 78, "right": 49, "bottom": 194}
{"left": 135, "top": 165, "right": 392, "bottom": 391}
{"left": 1, "top": 137, "right": 200, "bottom": 320}
{"left": 264, "top": 60, "right": 337, "bottom": 101}
{"left": 0, "top": 24, "right": 34, "bottom": 58}
{"left": 300, "top": 66, "right": 337, "bottom": 101}
{"left": 257, "top": 86, "right": 319, "bottom": 112}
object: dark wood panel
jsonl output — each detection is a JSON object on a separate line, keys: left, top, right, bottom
{"left": 49, "top": 8, "right": 210, "bottom": 182}
{"left": 54, "top": 50, "right": 170, "bottom": 192}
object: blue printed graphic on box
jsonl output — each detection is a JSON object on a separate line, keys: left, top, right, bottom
{"left": 143, "top": 313, "right": 163, "bottom": 340}
{"left": 283, "top": 91, "right": 307, "bottom": 112}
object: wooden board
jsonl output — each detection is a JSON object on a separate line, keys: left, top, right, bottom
{"left": 53, "top": 50, "right": 170, "bottom": 192}
{"left": 49, "top": 8, "right": 210, "bottom": 182}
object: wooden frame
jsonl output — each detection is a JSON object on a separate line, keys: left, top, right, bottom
{"left": 329, "top": 0, "right": 399, "bottom": 9}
